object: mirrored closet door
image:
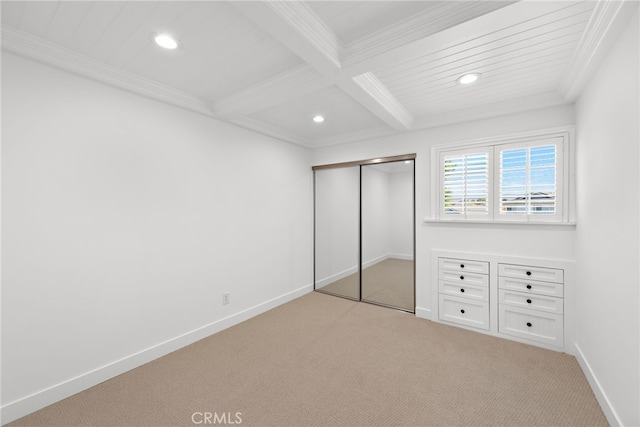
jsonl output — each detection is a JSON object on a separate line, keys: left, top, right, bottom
{"left": 361, "top": 160, "right": 415, "bottom": 311}
{"left": 313, "top": 155, "right": 415, "bottom": 312}
{"left": 314, "top": 165, "right": 360, "bottom": 300}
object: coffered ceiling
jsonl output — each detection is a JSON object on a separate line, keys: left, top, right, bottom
{"left": 1, "top": 1, "right": 633, "bottom": 148}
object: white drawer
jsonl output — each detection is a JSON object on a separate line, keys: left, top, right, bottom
{"left": 499, "top": 305, "right": 563, "bottom": 347}
{"left": 439, "top": 281, "right": 488, "bottom": 301}
{"left": 498, "top": 277, "right": 563, "bottom": 297}
{"left": 438, "top": 295, "right": 489, "bottom": 330}
{"left": 439, "top": 258, "right": 489, "bottom": 274}
{"left": 499, "top": 263, "right": 563, "bottom": 283}
{"left": 439, "top": 270, "right": 488, "bottom": 287}
{"left": 499, "top": 289, "right": 563, "bottom": 314}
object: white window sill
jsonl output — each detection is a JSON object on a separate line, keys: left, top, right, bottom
{"left": 423, "top": 218, "right": 576, "bottom": 226}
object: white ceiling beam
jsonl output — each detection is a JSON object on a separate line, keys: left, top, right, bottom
{"left": 329, "top": 74, "right": 417, "bottom": 130}
{"left": 347, "top": 72, "right": 414, "bottom": 131}
{"left": 559, "top": 0, "right": 639, "bottom": 102}
{"left": 230, "top": 0, "right": 415, "bottom": 131}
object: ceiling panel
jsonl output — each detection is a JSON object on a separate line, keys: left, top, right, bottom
{"left": 247, "top": 86, "right": 387, "bottom": 140}
{"left": 10, "top": 1, "right": 60, "bottom": 38}
{"left": 1, "top": 1, "right": 26, "bottom": 29}
{"left": 308, "top": 1, "right": 436, "bottom": 45}
{"left": 87, "top": 2, "right": 167, "bottom": 61}
{"left": 65, "top": 2, "right": 132, "bottom": 54}
{"left": 45, "top": 1, "right": 96, "bottom": 46}
{"left": 119, "top": 2, "right": 303, "bottom": 100}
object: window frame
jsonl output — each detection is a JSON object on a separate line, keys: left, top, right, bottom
{"left": 430, "top": 127, "right": 574, "bottom": 224}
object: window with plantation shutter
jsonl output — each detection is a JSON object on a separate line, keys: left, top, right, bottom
{"left": 496, "top": 138, "right": 563, "bottom": 222}
{"left": 433, "top": 129, "right": 572, "bottom": 224}
{"left": 441, "top": 149, "right": 490, "bottom": 218}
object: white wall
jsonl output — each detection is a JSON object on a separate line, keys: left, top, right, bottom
{"left": 1, "top": 53, "right": 313, "bottom": 422}
{"left": 574, "top": 10, "right": 639, "bottom": 426}
{"left": 313, "top": 104, "right": 577, "bottom": 319}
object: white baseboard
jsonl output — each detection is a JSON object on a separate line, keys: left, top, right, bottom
{"left": 389, "top": 253, "right": 413, "bottom": 261}
{"left": 316, "top": 254, "right": 393, "bottom": 289}
{"left": 0, "top": 283, "right": 313, "bottom": 425}
{"left": 415, "top": 307, "right": 432, "bottom": 320}
{"left": 315, "top": 265, "right": 358, "bottom": 288}
{"left": 362, "top": 253, "right": 389, "bottom": 269}
{"left": 573, "top": 342, "right": 621, "bottom": 426}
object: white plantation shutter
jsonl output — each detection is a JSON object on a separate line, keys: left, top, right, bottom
{"left": 497, "top": 138, "right": 563, "bottom": 222}
{"left": 442, "top": 150, "right": 489, "bottom": 218}
{"left": 529, "top": 145, "right": 557, "bottom": 213}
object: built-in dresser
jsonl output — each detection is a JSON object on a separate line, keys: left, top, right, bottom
{"left": 430, "top": 250, "right": 572, "bottom": 353}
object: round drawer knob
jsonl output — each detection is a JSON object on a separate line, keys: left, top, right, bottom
{"left": 460, "top": 275, "right": 464, "bottom": 280}
{"left": 526, "top": 271, "right": 532, "bottom": 276}
{"left": 526, "top": 322, "right": 532, "bottom": 327}
{"left": 460, "top": 264, "right": 465, "bottom": 268}
{"left": 526, "top": 284, "right": 532, "bottom": 289}
{"left": 460, "top": 288, "right": 465, "bottom": 293}
{"left": 526, "top": 299, "right": 532, "bottom": 304}
{"left": 460, "top": 309, "right": 465, "bottom": 314}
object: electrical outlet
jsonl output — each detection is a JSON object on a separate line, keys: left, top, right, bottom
{"left": 222, "top": 292, "right": 230, "bottom": 305}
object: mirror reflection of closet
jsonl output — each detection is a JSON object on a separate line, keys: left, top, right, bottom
{"left": 361, "top": 160, "right": 414, "bottom": 311}
{"left": 313, "top": 155, "right": 415, "bottom": 313}
{"left": 314, "top": 166, "right": 360, "bottom": 300}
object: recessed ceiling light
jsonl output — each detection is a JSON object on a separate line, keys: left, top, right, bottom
{"left": 313, "top": 115, "right": 325, "bottom": 123}
{"left": 457, "top": 73, "right": 481, "bottom": 85}
{"left": 154, "top": 33, "right": 178, "bottom": 50}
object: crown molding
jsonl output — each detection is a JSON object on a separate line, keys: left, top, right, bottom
{"left": 311, "top": 126, "right": 398, "bottom": 149}
{"left": 214, "top": 65, "right": 330, "bottom": 117}
{"left": 226, "top": 116, "right": 312, "bottom": 148}
{"left": 412, "top": 91, "right": 567, "bottom": 132}
{"left": 312, "top": 91, "right": 568, "bottom": 147}
{"left": 1, "top": 27, "right": 214, "bottom": 118}
{"left": 201, "top": 90, "right": 565, "bottom": 147}
{"left": 559, "top": 0, "right": 639, "bottom": 102}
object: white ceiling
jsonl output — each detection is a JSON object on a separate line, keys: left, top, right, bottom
{"left": 0, "top": 1, "right": 629, "bottom": 149}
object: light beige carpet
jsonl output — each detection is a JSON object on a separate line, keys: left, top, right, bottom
{"left": 318, "top": 258, "right": 414, "bottom": 311}
{"left": 362, "top": 258, "right": 413, "bottom": 311}
{"left": 8, "top": 292, "right": 606, "bottom": 427}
